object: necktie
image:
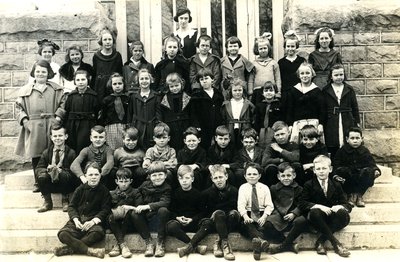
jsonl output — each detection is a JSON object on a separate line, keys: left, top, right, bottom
{"left": 263, "top": 103, "right": 271, "bottom": 128}
{"left": 114, "top": 96, "right": 125, "bottom": 121}
{"left": 54, "top": 149, "right": 60, "bottom": 166}
{"left": 251, "top": 185, "right": 260, "bottom": 220}
{"left": 321, "top": 179, "right": 327, "bottom": 197}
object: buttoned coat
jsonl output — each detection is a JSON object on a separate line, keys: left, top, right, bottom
{"left": 267, "top": 182, "right": 303, "bottom": 231}
{"left": 189, "top": 53, "right": 222, "bottom": 90}
{"left": 15, "top": 82, "right": 65, "bottom": 158}
{"left": 322, "top": 83, "right": 360, "bottom": 148}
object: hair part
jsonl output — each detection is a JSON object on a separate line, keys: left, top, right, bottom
{"left": 177, "top": 165, "right": 194, "bottom": 178}
{"left": 153, "top": 122, "right": 170, "bottom": 137}
{"left": 278, "top": 162, "right": 295, "bottom": 174}
{"left": 271, "top": 121, "right": 289, "bottom": 132}
{"left": 314, "top": 27, "right": 335, "bottom": 49}
{"left": 215, "top": 125, "right": 230, "bottom": 137}
{"left": 97, "top": 28, "right": 117, "bottom": 46}
{"left": 74, "top": 69, "right": 91, "bottom": 85}
{"left": 253, "top": 38, "right": 272, "bottom": 57}
{"left": 262, "top": 81, "right": 278, "bottom": 93}
{"left": 116, "top": 167, "right": 133, "bottom": 180}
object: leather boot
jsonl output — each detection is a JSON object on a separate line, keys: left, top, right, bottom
{"left": 37, "top": 194, "right": 53, "bottom": 213}
{"left": 177, "top": 243, "right": 194, "bottom": 257}
{"left": 213, "top": 237, "right": 223, "bottom": 257}
{"left": 144, "top": 238, "right": 155, "bottom": 257}
{"left": 120, "top": 242, "right": 132, "bottom": 258}
{"left": 154, "top": 239, "right": 165, "bottom": 257}
{"left": 195, "top": 245, "right": 207, "bottom": 255}
{"left": 221, "top": 239, "right": 235, "bottom": 260}
{"left": 87, "top": 247, "right": 105, "bottom": 258}
{"left": 356, "top": 193, "right": 365, "bottom": 207}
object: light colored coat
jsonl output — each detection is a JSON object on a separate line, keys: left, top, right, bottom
{"left": 15, "top": 81, "right": 65, "bottom": 158}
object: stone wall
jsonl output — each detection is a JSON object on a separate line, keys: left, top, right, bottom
{"left": 0, "top": 1, "right": 114, "bottom": 170}
{"left": 283, "top": 0, "right": 400, "bottom": 175}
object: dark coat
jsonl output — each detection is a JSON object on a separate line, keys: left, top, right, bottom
{"left": 122, "top": 57, "right": 155, "bottom": 93}
{"left": 63, "top": 88, "right": 100, "bottom": 153}
{"left": 267, "top": 182, "right": 303, "bottom": 231}
{"left": 177, "top": 145, "right": 207, "bottom": 169}
{"left": 322, "top": 83, "right": 360, "bottom": 148}
{"left": 299, "top": 142, "right": 329, "bottom": 166}
{"left": 154, "top": 55, "right": 190, "bottom": 93}
{"left": 59, "top": 61, "right": 94, "bottom": 83}
{"left": 68, "top": 183, "right": 112, "bottom": 224}
{"left": 206, "top": 143, "right": 237, "bottom": 167}
{"left": 138, "top": 181, "right": 171, "bottom": 216}
{"left": 333, "top": 144, "right": 379, "bottom": 174}
{"left": 92, "top": 50, "right": 123, "bottom": 102}
{"left": 190, "top": 88, "right": 224, "bottom": 149}
{"left": 233, "top": 146, "right": 264, "bottom": 170}
{"left": 201, "top": 184, "right": 238, "bottom": 216}
{"left": 100, "top": 93, "right": 130, "bottom": 126}
{"left": 189, "top": 53, "right": 222, "bottom": 90}
{"left": 109, "top": 186, "right": 142, "bottom": 220}
{"left": 221, "top": 99, "right": 255, "bottom": 147}
{"left": 286, "top": 85, "right": 325, "bottom": 125}
{"left": 170, "top": 187, "right": 204, "bottom": 224}
{"left": 308, "top": 49, "right": 342, "bottom": 88}
{"left": 299, "top": 177, "right": 352, "bottom": 213}
{"left": 158, "top": 92, "right": 191, "bottom": 150}
{"left": 254, "top": 99, "right": 283, "bottom": 133}
{"left": 262, "top": 142, "right": 299, "bottom": 167}
{"left": 127, "top": 91, "right": 161, "bottom": 150}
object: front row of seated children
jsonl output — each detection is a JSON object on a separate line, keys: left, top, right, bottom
{"left": 39, "top": 122, "right": 380, "bottom": 259}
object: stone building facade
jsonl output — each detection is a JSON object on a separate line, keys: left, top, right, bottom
{"left": 0, "top": 0, "right": 399, "bottom": 174}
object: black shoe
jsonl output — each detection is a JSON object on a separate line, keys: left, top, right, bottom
{"left": 334, "top": 244, "right": 350, "bottom": 257}
{"left": 316, "top": 242, "right": 327, "bottom": 255}
{"left": 37, "top": 194, "right": 53, "bottom": 213}
{"left": 252, "top": 238, "right": 262, "bottom": 260}
{"left": 177, "top": 244, "right": 193, "bottom": 258}
{"left": 54, "top": 246, "right": 74, "bottom": 256}
{"left": 32, "top": 183, "right": 40, "bottom": 193}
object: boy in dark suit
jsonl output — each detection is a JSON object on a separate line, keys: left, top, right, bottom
{"left": 299, "top": 155, "right": 352, "bottom": 257}
{"left": 55, "top": 162, "right": 112, "bottom": 258}
{"left": 333, "top": 127, "right": 381, "bottom": 207}
{"left": 233, "top": 128, "right": 264, "bottom": 187}
{"left": 35, "top": 124, "right": 78, "bottom": 212}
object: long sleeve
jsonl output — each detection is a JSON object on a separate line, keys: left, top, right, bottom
{"left": 70, "top": 148, "right": 88, "bottom": 178}
{"left": 100, "top": 147, "right": 114, "bottom": 177}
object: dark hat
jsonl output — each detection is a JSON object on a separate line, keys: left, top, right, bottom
{"left": 174, "top": 7, "right": 192, "bottom": 23}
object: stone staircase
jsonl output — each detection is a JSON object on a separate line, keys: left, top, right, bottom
{"left": 1, "top": 166, "right": 400, "bottom": 254}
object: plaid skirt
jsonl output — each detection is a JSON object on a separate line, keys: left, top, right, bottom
{"left": 106, "top": 123, "right": 126, "bottom": 150}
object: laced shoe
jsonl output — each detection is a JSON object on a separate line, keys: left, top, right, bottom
{"left": 213, "top": 238, "right": 223, "bottom": 257}
{"left": 108, "top": 244, "right": 120, "bottom": 257}
{"left": 221, "top": 239, "right": 235, "bottom": 261}
{"left": 195, "top": 245, "right": 207, "bottom": 255}
{"left": 154, "top": 239, "right": 165, "bottom": 257}
{"left": 177, "top": 243, "right": 194, "bottom": 257}
{"left": 120, "top": 242, "right": 132, "bottom": 258}
{"left": 144, "top": 238, "right": 155, "bottom": 257}
{"left": 87, "top": 247, "right": 105, "bottom": 258}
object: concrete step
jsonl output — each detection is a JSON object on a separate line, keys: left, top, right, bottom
{"left": 1, "top": 224, "right": 400, "bottom": 253}
{"left": 4, "top": 165, "right": 398, "bottom": 190}
{"left": 3, "top": 181, "right": 399, "bottom": 210}
{"left": 2, "top": 203, "right": 399, "bottom": 231}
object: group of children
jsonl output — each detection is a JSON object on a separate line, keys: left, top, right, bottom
{"left": 15, "top": 12, "right": 382, "bottom": 259}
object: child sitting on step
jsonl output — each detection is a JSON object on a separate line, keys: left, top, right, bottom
{"left": 55, "top": 162, "right": 112, "bottom": 258}
{"left": 107, "top": 168, "right": 142, "bottom": 258}
{"left": 35, "top": 124, "right": 79, "bottom": 213}
{"left": 333, "top": 127, "right": 381, "bottom": 207}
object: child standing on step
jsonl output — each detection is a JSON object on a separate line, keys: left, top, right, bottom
{"left": 92, "top": 28, "right": 123, "bottom": 102}
{"left": 299, "top": 155, "right": 351, "bottom": 258}
{"left": 35, "top": 124, "right": 78, "bottom": 213}
{"left": 333, "top": 127, "right": 381, "bottom": 208}
{"left": 55, "top": 162, "right": 112, "bottom": 259}
{"left": 237, "top": 162, "right": 273, "bottom": 261}
{"left": 107, "top": 168, "right": 141, "bottom": 258}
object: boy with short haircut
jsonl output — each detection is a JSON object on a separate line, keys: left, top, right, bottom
{"left": 299, "top": 125, "right": 328, "bottom": 186}
{"left": 108, "top": 168, "right": 142, "bottom": 258}
{"left": 237, "top": 162, "right": 273, "bottom": 261}
{"left": 142, "top": 122, "right": 177, "bottom": 184}
{"left": 262, "top": 121, "right": 302, "bottom": 187}
{"left": 266, "top": 162, "right": 308, "bottom": 254}
{"left": 113, "top": 127, "right": 146, "bottom": 188}
{"left": 178, "top": 165, "right": 239, "bottom": 260}
{"left": 168, "top": 165, "right": 207, "bottom": 257}
{"left": 299, "top": 155, "right": 352, "bottom": 257}
{"left": 206, "top": 125, "right": 236, "bottom": 186}
{"left": 35, "top": 124, "right": 78, "bottom": 213}
{"left": 234, "top": 128, "right": 264, "bottom": 187}
{"left": 132, "top": 161, "right": 172, "bottom": 257}
{"left": 189, "top": 34, "right": 222, "bottom": 91}
{"left": 55, "top": 162, "right": 112, "bottom": 258}
{"left": 70, "top": 125, "right": 114, "bottom": 189}
{"left": 333, "top": 127, "right": 381, "bottom": 207}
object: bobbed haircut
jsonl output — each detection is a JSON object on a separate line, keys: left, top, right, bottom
{"left": 97, "top": 28, "right": 117, "bottom": 46}
{"left": 345, "top": 126, "right": 363, "bottom": 138}
{"left": 173, "top": 7, "right": 192, "bottom": 23}
{"left": 147, "top": 160, "right": 167, "bottom": 175}
{"left": 106, "top": 72, "right": 124, "bottom": 91}
{"left": 296, "top": 62, "right": 316, "bottom": 78}
{"left": 225, "top": 36, "right": 242, "bottom": 48}
{"left": 244, "top": 162, "right": 262, "bottom": 174}
{"left": 299, "top": 124, "right": 319, "bottom": 139}
{"left": 123, "top": 126, "right": 139, "bottom": 141}
{"left": 30, "top": 59, "right": 55, "bottom": 79}
{"left": 196, "top": 68, "right": 214, "bottom": 82}
{"left": 183, "top": 126, "right": 201, "bottom": 139}
{"left": 64, "top": 45, "right": 84, "bottom": 63}
{"left": 253, "top": 38, "right": 272, "bottom": 57}
{"left": 262, "top": 81, "right": 278, "bottom": 93}
{"left": 74, "top": 69, "right": 91, "bottom": 85}
{"left": 328, "top": 63, "right": 347, "bottom": 83}
{"left": 177, "top": 165, "right": 194, "bottom": 178}
{"left": 116, "top": 167, "right": 133, "bottom": 180}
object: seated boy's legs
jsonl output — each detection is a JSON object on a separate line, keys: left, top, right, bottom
{"left": 262, "top": 221, "right": 285, "bottom": 243}
{"left": 166, "top": 219, "right": 198, "bottom": 244}
{"left": 358, "top": 167, "right": 376, "bottom": 194}
{"left": 108, "top": 213, "right": 130, "bottom": 245}
{"left": 308, "top": 208, "right": 350, "bottom": 248}
{"left": 57, "top": 221, "right": 105, "bottom": 254}
{"left": 212, "top": 210, "right": 240, "bottom": 240}
{"left": 129, "top": 212, "right": 152, "bottom": 240}
{"left": 37, "top": 170, "right": 78, "bottom": 195}
{"left": 263, "top": 164, "right": 279, "bottom": 187}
